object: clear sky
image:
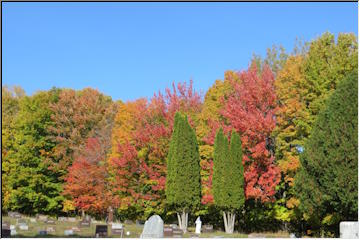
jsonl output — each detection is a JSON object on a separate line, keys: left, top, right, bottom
{"left": 2, "top": 2, "right": 358, "bottom": 102}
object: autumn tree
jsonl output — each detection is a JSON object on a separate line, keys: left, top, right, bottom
{"left": 47, "top": 88, "right": 115, "bottom": 177}
{"left": 222, "top": 62, "right": 280, "bottom": 202}
{"left": 110, "top": 81, "right": 202, "bottom": 219}
{"left": 166, "top": 112, "right": 201, "bottom": 233}
{"left": 295, "top": 70, "right": 358, "bottom": 237}
{"left": 3, "top": 89, "right": 64, "bottom": 214}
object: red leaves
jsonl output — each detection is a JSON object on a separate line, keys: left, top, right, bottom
{"left": 221, "top": 63, "right": 280, "bottom": 202}
{"left": 110, "top": 80, "right": 202, "bottom": 210}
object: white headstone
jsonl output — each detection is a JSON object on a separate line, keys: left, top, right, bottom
{"left": 11, "top": 229, "right": 17, "bottom": 236}
{"left": 112, "top": 223, "right": 123, "bottom": 229}
{"left": 195, "top": 217, "right": 202, "bottom": 234}
{"left": 64, "top": 229, "right": 74, "bottom": 236}
{"left": 10, "top": 225, "right": 16, "bottom": 230}
{"left": 140, "top": 215, "right": 164, "bottom": 238}
{"left": 19, "top": 225, "right": 29, "bottom": 231}
{"left": 340, "top": 221, "right": 359, "bottom": 239}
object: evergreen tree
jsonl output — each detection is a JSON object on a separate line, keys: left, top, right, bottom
{"left": 295, "top": 70, "right": 358, "bottom": 236}
{"left": 213, "top": 129, "right": 245, "bottom": 233}
{"left": 166, "top": 112, "right": 201, "bottom": 233}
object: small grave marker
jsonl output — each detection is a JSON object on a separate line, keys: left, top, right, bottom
{"left": 111, "top": 223, "right": 124, "bottom": 237}
{"left": 173, "top": 229, "right": 183, "bottom": 238}
{"left": 64, "top": 229, "right": 74, "bottom": 236}
{"left": 2, "top": 222, "right": 11, "bottom": 238}
{"left": 11, "top": 229, "right": 17, "bottom": 236}
{"left": 37, "top": 214, "right": 48, "bottom": 222}
{"left": 164, "top": 226, "right": 173, "bottom": 237}
{"left": 46, "top": 218, "right": 56, "bottom": 225}
{"left": 95, "top": 225, "right": 108, "bottom": 237}
{"left": 68, "top": 217, "right": 77, "bottom": 222}
{"left": 19, "top": 225, "right": 29, "bottom": 231}
{"left": 58, "top": 217, "right": 67, "bottom": 222}
{"left": 46, "top": 226, "right": 56, "bottom": 233}
{"left": 30, "top": 218, "right": 37, "bottom": 223}
{"left": 39, "top": 230, "right": 47, "bottom": 236}
{"left": 202, "top": 224, "right": 213, "bottom": 233}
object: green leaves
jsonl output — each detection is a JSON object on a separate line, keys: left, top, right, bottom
{"left": 213, "top": 129, "right": 244, "bottom": 211}
{"left": 295, "top": 70, "right": 358, "bottom": 234}
{"left": 166, "top": 112, "right": 201, "bottom": 211}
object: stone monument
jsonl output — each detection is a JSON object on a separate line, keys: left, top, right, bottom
{"left": 340, "top": 221, "right": 359, "bottom": 239}
{"left": 140, "top": 215, "right": 164, "bottom": 238}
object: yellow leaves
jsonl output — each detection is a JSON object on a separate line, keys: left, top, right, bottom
{"left": 286, "top": 197, "right": 300, "bottom": 209}
{"left": 62, "top": 199, "right": 76, "bottom": 212}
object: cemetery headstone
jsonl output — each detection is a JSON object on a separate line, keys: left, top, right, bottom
{"left": 340, "top": 221, "right": 359, "bottom": 239}
{"left": 172, "top": 229, "right": 183, "bottom": 238}
{"left": 37, "top": 214, "right": 48, "bottom": 222}
{"left": 10, "top": 229, "right": 17, "bottom": 236}
{"left": 202, "top": 224, "right": 213, "bottom": 233}
{"left": 2, "top": 222, "right": 11, "bottom": 238}
{"left": 170, "top": 224, "right": 178, "bottom": 229}
{"left": 124, "top": 219, "right": 133, "bottom": 224}
{"left": 111, "top": 223, "right": 124, "bottom": 237}
{"left": 46, "top": 218, "right": 56, "bottom": 225}
{"left": 39, "top": 230, "right": 47, "bottom": 236}
{"left": 79, "top": 218, "right": 91, "bottom": 228}
{"left": 46, "top": 226, "right": 56, "bottom": 233}
{"left": 17, "top": 218, "right": 27, "bottom": 225}
{"left": 195, "top": 217, "right": 202, "bottom": 234}
{"left": 2, "top": 221, "right": 10, "bottom": 229}
{"left": 58, "top": 217, "right": 68, "bottom": 222}
{"left": 68, "top": 217, "right": 77, "bottom": 222}
{"left": 72, "top": 226, "right": 81, "bottom": 232}
{"left": 30, "top": 218, "right": 37, "bottom": 223}
{"left": 164, "top": 226, "right": 173, "bottom": 237}
{"left": 64, "top": 229, "right": 74, "bottom": 236}
{"left": 140, "top": 215, "right": 164, "bottom": 238}
{"left": 136, "top": 220, "right": 145, "bottom": 227}
{"left": 95, "top": 225, "right": 108, "bottom": 237}
{"left": 10, "top": 225, "right": 16, "bottom": 230}
{"left": 19, "top": 225, "right": 29, "bottom": 231}
{"left": 8, "top": 211, "right": 21, "bottom": 218}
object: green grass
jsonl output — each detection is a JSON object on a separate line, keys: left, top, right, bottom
{"left": 2, "top": 215, "right": 289, "bottom": 238}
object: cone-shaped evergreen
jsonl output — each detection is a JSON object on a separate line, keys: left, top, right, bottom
{"left": 295, "top": 70, "right": 358, "bottom": 235}
{"left": 213, "top": 129, "right": 245, "bottom": 233}
{"left": 166, "top": 112, "right": 201, "bottom": 232}
{"left": 228, "top": 130, "right": 245, "bottom": 209}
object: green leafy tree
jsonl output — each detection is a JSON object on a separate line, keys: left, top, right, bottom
{"left": 213, "top": 129, "right": 245, "bottom": 233}
{"left": 4, "top": 89, "right": 64, "bottom": 214}
{"left": 295, "top": 70, "right": 358, "bottom": 237}
{"left": 166, "top": 112, "right": 201, "bottom": 233}
{"left": 2, "top": 85, "right": 25, "bottom": 210}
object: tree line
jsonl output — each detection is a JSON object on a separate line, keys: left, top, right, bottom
{"left": 2, "top": 32, "right": 357, "bottom": 237}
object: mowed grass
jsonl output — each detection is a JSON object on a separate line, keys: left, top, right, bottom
{"left": 2, "top": 215, "right": 289, "bottom": 238}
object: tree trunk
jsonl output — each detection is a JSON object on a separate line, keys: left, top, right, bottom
{"left": 177, "top": 210, "right": 188, "bottom": 233}
{"left": 223, "top": 211, "right": 236, "bottom": 234}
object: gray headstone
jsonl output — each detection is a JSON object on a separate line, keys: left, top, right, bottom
{"left": 58, "top": 217, "right": 67, "bottom": 222}
{"left": 140, "top": 215, "right": 164, "bottom": 238}
{"left": 340, "top": 221, "right": 359, "bottom": 239}
{"left": 68, "top": 217, "right": 77, "bottom": 222}
{"left": 37, "top": 214, "right": 48, "bottom": 222}
{"left": 2, "top": 222, "right": 10, "bottom": 230}
{"left": 30, "top": 218, "right": 37, "bottom": 223}
{"left": 46, "top": 226, "right": 56, "bottom": 233}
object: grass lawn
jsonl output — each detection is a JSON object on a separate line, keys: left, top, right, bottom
{"left": 2, "top": 215, "right": 289, "bottom": 238}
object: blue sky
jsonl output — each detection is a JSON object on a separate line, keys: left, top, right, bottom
{"left": 2, "top": 2, "right": 358, "bottom": 101}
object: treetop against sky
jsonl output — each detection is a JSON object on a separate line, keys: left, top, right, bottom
{"left": 2, "top": 2, "right": 357, "bottom": 101}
